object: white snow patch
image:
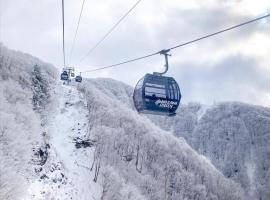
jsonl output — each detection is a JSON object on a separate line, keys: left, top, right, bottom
{"left": 26, "top": 83, "right": 102, "bottom": 200}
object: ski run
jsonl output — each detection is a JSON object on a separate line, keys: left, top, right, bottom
{"left": 26, "top": 83, "right": 101, "bottom": 200}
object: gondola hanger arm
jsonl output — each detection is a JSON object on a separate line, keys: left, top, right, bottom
{"left": 154, "top": 49, "right": 171, "bottom": 76}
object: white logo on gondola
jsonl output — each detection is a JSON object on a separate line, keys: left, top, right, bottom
{"left": 155, "top": 99, "right": 177, "bottom": 109}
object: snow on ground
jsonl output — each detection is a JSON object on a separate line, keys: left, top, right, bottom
{"left": 26, "top": 82, "right": 101, "bottom": 200}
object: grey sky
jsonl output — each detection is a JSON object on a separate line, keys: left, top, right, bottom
{"left": 1, "top": 0, "right": 270, "bottom": 106}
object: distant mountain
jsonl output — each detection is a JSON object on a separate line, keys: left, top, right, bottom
{"left": 193, "top": 103, "right": 270, "bottom": 200}
{"left": 150, "top": 102, "right": 270, "bottom": 200}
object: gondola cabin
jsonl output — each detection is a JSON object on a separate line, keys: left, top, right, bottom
{"left": 60, "top": 71, "right": 69, "bottom": 81}
{"left": 75, "top": 75, "right": 82, "bottom": 83}
{"left": 133, "top": 73, "right": 181, "bottom": 116}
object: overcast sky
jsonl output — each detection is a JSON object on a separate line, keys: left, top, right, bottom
{"left": 0, "top": 0, "right": 270, "bottom": 106}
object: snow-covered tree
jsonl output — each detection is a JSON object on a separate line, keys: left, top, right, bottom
{"left": 150, "top": 101, "right": 270, "bottom": 199}
{"left": 0, "top": 44, "right": 56, "bottom": 199}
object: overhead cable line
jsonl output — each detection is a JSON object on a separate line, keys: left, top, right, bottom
{"left": 169, "top": 13, "right": 270, "bottom": 51}
{"left": 0, "top": 0, "right": 3, "bottom": 42}
{"left": 79, "top": 0, "right": 143, "bottom": 63}
{"left": 62, "top": 0, "right": 66, "bottom": 67}
{"left": 81, "top": 13, "right": 270, "bottom": 73}
{"left": 83, "top": 51, "right": 158, "bottom": 72}
{"left": 69, "top": 0, "right": 86, "bottom": 57}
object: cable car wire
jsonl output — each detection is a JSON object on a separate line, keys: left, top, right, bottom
{"left": 82, "top": 51, "right": 158, "bottom": 73}
{"left": 79, "top": 0, "right": 143, "bottom": 63}
{"left": 69, "top": 0, "right": 86, "bottom": 57}
{"left": 81, "top": 13, "right": 270, "bottom": 73}
{"left": 62, "top": 0, "right": 66, "bottom": 68}
{"left": 169, "top": 13, "right": 270, "bottom": 51}
{"left": 0, "top": 0, "right": 3, "bottom": 42}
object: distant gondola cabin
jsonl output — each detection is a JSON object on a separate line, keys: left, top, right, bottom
{"left": 75, "top": 75, "right": 82, "bottom": 83}
{"left": 60, "top": 71, "right": 69, "bottom": 81}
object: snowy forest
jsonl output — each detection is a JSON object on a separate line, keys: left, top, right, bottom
{"left": 150, "top": 102, "right": 270, "bottom": 199}
{"left": 1, "top": 43, "right": 270, "bottom": 200}
{"left": 0, "top": 43, "right": 57, "bottom": 199}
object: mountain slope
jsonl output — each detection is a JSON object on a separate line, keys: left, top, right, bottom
{"left": 150, "top": 102, "right": 270, "bottom": 200}
{"left": 82, "top": 78, "right": 270, "bottom": 200}
{"left": 77, "top": 78, "right": 244, "bottom": 200}
{"left": 1, "top": 44, "right": 261, "bottom": 200}
{"left": 0, "top": 44, "right": 57, "bottom": 199}
{"left": 27, "top": 84, "right": 102, "bottom": 199}
{"left": 191, "top": 103, "right": 270, "bottom": 199}
{"left": 0, "top": 44, "right": 103, "bottom": 200}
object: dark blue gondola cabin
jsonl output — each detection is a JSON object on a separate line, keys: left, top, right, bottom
{"left": 61, "top": 71, "right": 69, "bottom": 80}
{"left": 133, "top": 73, "right": 181, "bottom": 116}
{"left": 75, "top": 75, "right": 82, "bottom": 83}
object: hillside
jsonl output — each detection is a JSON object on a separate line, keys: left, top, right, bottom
{"left": 4, "top": 44, "right": 270, "bottom": 200}
{"left": 191, "top": 103, "right": 270, "bottom": 199}
{"left": 150, "top": 102, "right": 270, "bottom": 200}
{"left": 0, "top": 43, "right": 57, "bottom": 199}
{"left": 26, "top": 83, "right": 102, "bottom": 199}
{"left": 82, "top": 78, "right": 270, "bottom": 200}
{"left": 0, "top": 44, "right": 245, "bottom": 200}
{"left": 78, "top": 78, "right": 244, "bottom": 200}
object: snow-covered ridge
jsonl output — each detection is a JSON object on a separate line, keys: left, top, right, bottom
{"left": 78, "top": 79, "right": 244, "bottom": 200}
{"left": 191, "top": 102, "right": 270, "bottom": 199}
{"left": 150, "top": 101, "right": 270, "bottom": 199}
{"left": 79, "top": 78, "right": 270, "bottom": 199}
